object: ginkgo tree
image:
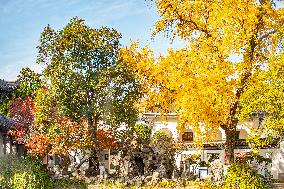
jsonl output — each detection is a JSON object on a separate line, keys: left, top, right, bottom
{"left": 120, "top": 0, "right": 284, "bottom": 164}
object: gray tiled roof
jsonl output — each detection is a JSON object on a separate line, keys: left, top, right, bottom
{"left": 0, "top": 80, "right": 18, "bottom": 131}
{"left": 0, "top": 79, "right": 18, "bottom": 91}
{"left": 0, "top": 113, "right": 14, "bottom": 130}
{"left": 0, "top": 79, "right": 19, "bottom": 99}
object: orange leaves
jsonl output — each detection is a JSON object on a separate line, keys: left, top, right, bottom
{"left": 25, "top": 132, "right": 50, "bottom": 157}
{"left": 25, "top": 111, "right": 93, "bottom": 157}
{"left": 8, "top": 130, "right": 26, "bottom": 143}
{"left": 97, "top": 128, "right": 117, "bottom": 150}
{"left": 8, "top": 86, "right": 94, "bottom": 157}
{"left": 44, "top": 117, "right": 92, "bottom": 156}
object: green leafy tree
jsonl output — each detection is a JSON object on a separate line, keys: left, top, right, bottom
{"left": 36, "top": 17, "right": 141, "bottom": 158}
{"left": 16, "top": 67, "right": 43, "bottom": 99}
{"left": 0, "top": 68, "right": 41, "bottom": 115}
{"left": 240, "top": 52, "right": 284, "bottom": 148}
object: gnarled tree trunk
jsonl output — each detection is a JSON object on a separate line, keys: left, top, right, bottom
{"left": 224, "top": 129, "right": 236, "bottom": 165}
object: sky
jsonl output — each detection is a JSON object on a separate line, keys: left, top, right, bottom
{"left": 2, "top": 1, "right": 283, "bottom": 81}
{"left": 0, "top": 0, "right": 183, "bottom": 81}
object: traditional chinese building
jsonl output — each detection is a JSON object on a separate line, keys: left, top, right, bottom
{"left": 144, "top": 112, "right": 284, "bottom": 180}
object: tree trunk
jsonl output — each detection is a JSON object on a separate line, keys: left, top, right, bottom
{"left": 224, "top": 129, "right": 236, "bottom": 165}
{"left": 61, "top": 155, "right": 71, "bottom": 175}
{"left": 87, "top": 115, "right": 99, "bottom": 175}
{"left": 87, "top": 116, "right": 98, "bottom": 146}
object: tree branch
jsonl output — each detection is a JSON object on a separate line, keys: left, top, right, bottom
{"left": 258, "top": 29, "right": 277, "bottom": 41}
{"left": 162, "top": 3, "right": 212, "bottom": 38}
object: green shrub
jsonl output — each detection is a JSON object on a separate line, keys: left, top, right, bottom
{"left": 0, "top": 154, "right": 53, "bottom": 189}
{"left": 223, "top": 163, "right": 268, "bottom": 189}
{"left": 53, "top": 177, "right": 88, "bottom": 189}
{"left": 134, "top": 123, "right": 152, "bottom": 142}
{"left": 96, "top": 179, "right": 220, "bottom": 189}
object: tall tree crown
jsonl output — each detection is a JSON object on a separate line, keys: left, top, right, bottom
{"left": 121, "top": 0, "right": 284, "bottom": 142}
{"left": 37, "top": 17, "right": 141, "bottom": 127}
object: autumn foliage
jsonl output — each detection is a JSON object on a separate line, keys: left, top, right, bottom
{"left": 2, "top": 0, "right": 284, "bottom": 170}
{"left": 120, "top": 0, "right": 284, "bottom": 163}
{"left": 97, "top": 127, "right": 117, "bottom": 150}
{"left": 5, "top": 18, "right": 135, "bottom": 162}
{"left": 9, "top": 84, "right": 118, "bottom": 159}
{"left": 8, "top": 96, "right": 35, "bottom": 143}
